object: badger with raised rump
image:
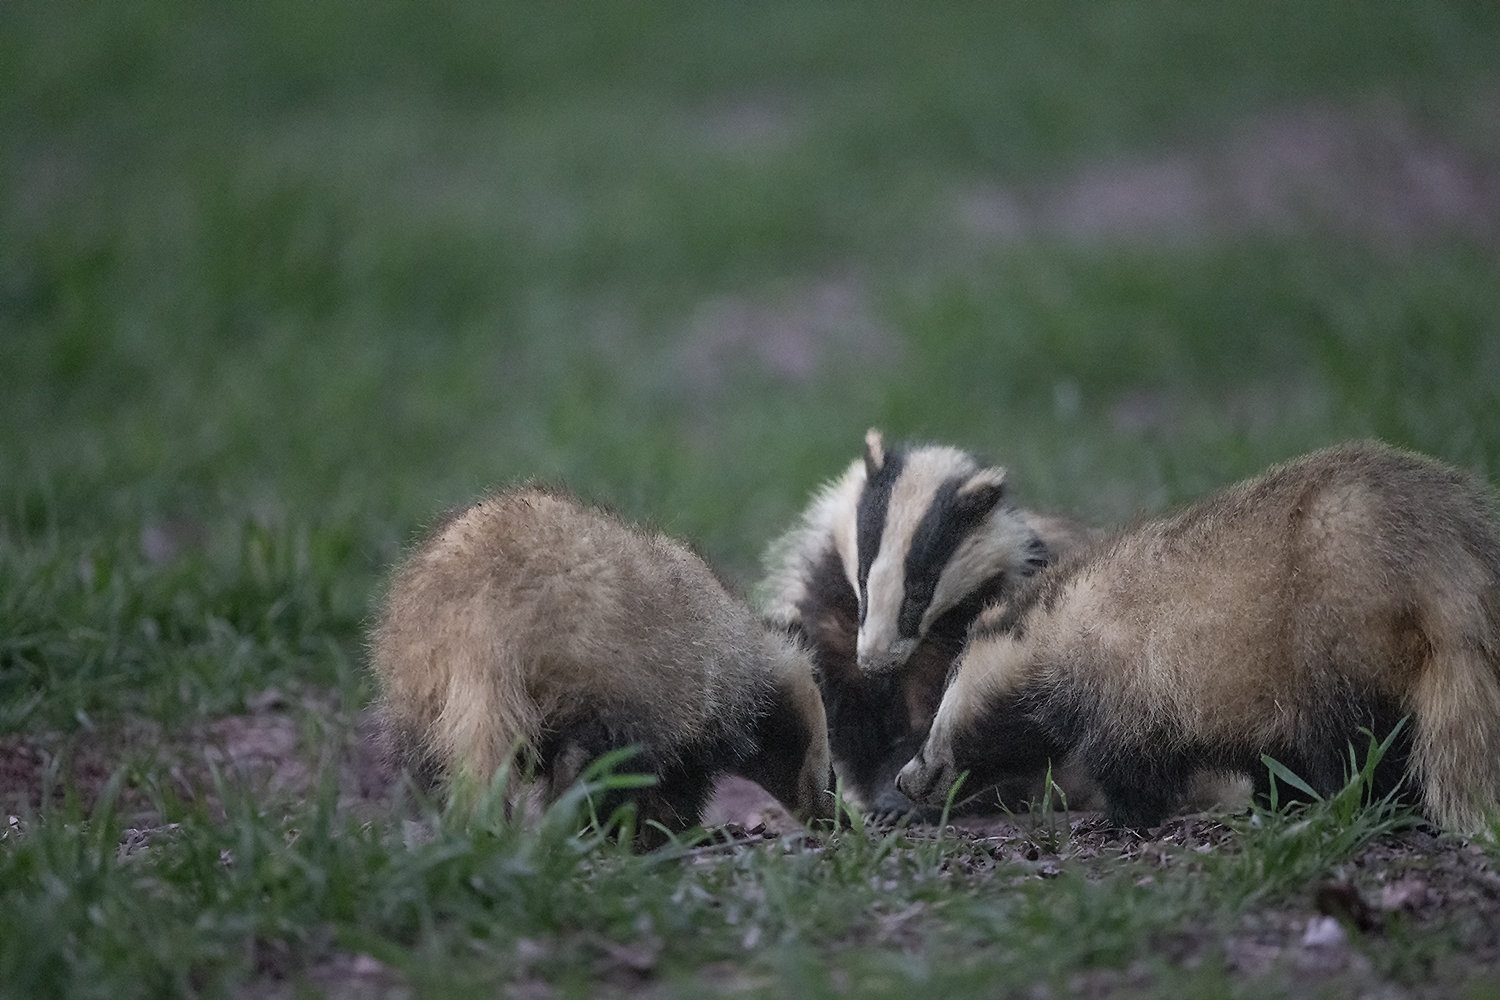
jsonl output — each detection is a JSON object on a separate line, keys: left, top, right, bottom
{"left": 897, "top": 441, "right": 1500, "bottom": 836}
{"left": 759, "top": 429, "right": 1095, "bottom": 816}
{"left": 371, "top": 486, "right": 834, "bottom": 845}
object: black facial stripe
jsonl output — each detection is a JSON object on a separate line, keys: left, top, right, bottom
{"left": 898, "top": 476, "right": 995, "bottom": 638}
{"left": 855, "top": 446, "right": 907, "bottom": 591}
{"left": 936, "top": 570, "right": 1013, "bottom": 637}
{"left": 896, "top": 592, "right": 926, "bottom": 638}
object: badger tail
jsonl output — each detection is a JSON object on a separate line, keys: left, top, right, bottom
{"left": 1409, "top": 616, "right": 1500, "bottom": 837}
{"left": 377, "top": 588, "right": 537, "bottom": 813}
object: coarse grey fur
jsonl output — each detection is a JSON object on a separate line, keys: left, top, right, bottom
{"left": 371, "top": 485, "right": 834, "bottom": 846}
{"left": 900, "top": 441, "right": 1500, "bottom": 836}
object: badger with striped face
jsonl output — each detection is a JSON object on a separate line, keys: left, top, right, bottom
{"left": 852, "top": 431, "right": 1045, "bottom": 675}
{"left": 760, "top": 429, "right": 1089, "bottom": 816}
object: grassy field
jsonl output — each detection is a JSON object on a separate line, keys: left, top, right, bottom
{"left": 4, "top": 1, "right": 1500, "bottom": 996}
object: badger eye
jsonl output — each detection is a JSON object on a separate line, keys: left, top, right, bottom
{"left": 857, "top": 588, "right": 868, "bottom": 626}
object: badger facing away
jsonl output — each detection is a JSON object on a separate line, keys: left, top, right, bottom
{"left": 759, "top": 429, "right": 1096, "bottom": 816}
{"left": 371, "top": 486, "right": 834, "bottom": 844}
{"left": 897, "top": 441, "right": 1500, "bottom": 836}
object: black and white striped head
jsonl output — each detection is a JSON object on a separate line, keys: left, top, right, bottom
{"left": 846, "top": 429, "right": 1043, "bottom": 675}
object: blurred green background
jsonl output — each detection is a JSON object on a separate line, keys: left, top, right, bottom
{"left": 4, "top": 0, "right": 1499, "bottom": 730}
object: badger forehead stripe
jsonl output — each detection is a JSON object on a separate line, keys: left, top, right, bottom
{"left": 849, "top": 448, "right": 980, "bottom": 650}
{"left": 905, "top": 477, "right": 980, "bottom": 582}
{"left": 922, "top": 504, "right": 1039, "bottom": 634}
{"left": 855, "top": 448, "right": 907, "bottom": 586}
{"left": 868, "top": 447, "right": 984, "bottom": 596}
{"left": 878, "top": 448, "right": 979, "bottom": 564}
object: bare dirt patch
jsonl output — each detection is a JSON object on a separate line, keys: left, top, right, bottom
{"left": 0, "top": 690, "right": 395, "bottom": 824}
{"left": 712, "top": 783, "right": 1500, "bottom": 997}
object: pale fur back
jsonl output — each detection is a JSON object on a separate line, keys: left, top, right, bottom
{"left": 931, "top": 441, "right": 1500, "bottom": 834}
{"left": 373, "top": 487, "right": 775, "bottom": 804}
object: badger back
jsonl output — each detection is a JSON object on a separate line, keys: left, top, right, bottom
{"left": 372, "top": 487, "right": 773, "bottom": 793}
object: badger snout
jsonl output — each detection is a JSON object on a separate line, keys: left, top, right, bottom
{"left": 856, "top": 634, "right": 919, "bottom": 675}
{"left": 895, "top": 749, "right": 952, "bottom": 805}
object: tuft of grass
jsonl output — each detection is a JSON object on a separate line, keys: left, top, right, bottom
{"left": 1220, "top": 722, "right": 1422, "bottom": 904}
{"left": 1015, "top": 761, "right": 1073, "bottom": 857}
{"left": 0, "top": 724, "right": 1475, "bottom": 998}
{"left": 0, "top": 525, "right": 365, "bottom": 733}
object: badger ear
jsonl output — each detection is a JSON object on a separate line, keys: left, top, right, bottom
{"left": 863, "top": 429, "right": 885, "bottom": 476}
{"left": 955, "top": 466, "right": 1008, "bottom": 519}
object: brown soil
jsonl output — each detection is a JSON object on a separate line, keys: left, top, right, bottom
{"left": 0, "top": 689, "right": 394, "bottom": 824}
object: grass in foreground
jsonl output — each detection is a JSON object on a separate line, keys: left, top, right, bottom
{"left": 4, "top": 735, "right": 1496, "bottom": 999}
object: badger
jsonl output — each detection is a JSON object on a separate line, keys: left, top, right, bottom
{"left": 370, "top": 486, "right": 834, "bottom": 845}
{"left": 758, "top": 429, "right": 1095, "bottom": 816}
{"left": 897, "top": 441, "right": 1500, "bottom": 836}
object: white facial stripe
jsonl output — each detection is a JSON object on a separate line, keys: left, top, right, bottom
{"left": 860, "top": 552, "right": 906, "bottom": 665}
{"left": 923, "top": 699, "right": 957, "bottom": 762}
{"left": 920, "top": 504, "right": 1034, "bottom": 635}
{"left": 858, "top": 448, "right": 974, "bottom": 668}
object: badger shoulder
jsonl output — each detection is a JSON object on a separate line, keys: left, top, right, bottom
{"left": 370, "top": 485, "right": 832, "bottom": 840}
{"left": 997, "top": 439, "right": 1500, "bottom": 720}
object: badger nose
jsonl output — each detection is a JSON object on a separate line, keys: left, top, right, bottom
{"left": 859, "top": 634, "right": 919, "bottom": 675}
{"left": 856, "top": 640, "right": 889, "bottom": 670}
{"left": 857, "top": 647, "right": 902, "bottom": 675}
{"left": 895, "top": 756, "right": 926, "bottom": 801}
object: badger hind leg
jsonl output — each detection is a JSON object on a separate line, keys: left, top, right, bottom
{"left": 373, "top": 602, "right": 537, "bottom": 816}
{"left": 379, "top": 712, "right": 444, "bottom": 796}
{"left": 535, "top": 716, "right": 730, "bottom": 849}
{"left": 632, "top": 761, "right": 722, "bottom": 848}
{"left": 431, "top": 639, "right": 536, "bottom": 814}
{"left": 1251, "top": 688, "right": 1414, "bottom": 814}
